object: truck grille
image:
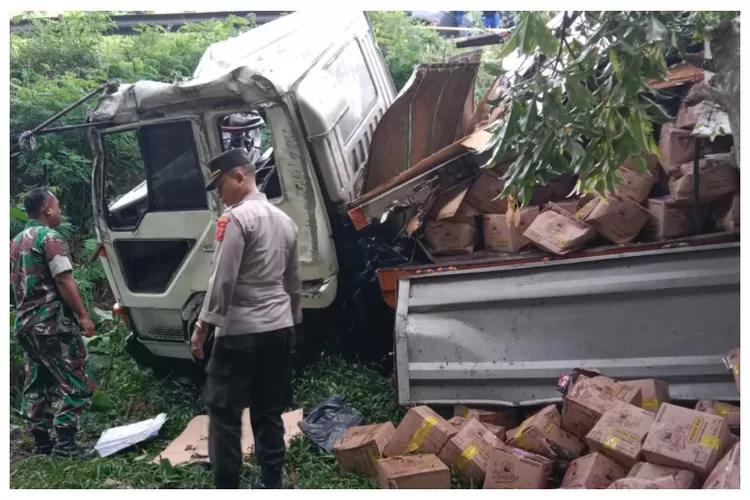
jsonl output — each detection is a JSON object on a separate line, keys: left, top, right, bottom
{"left": 129, "top": 308, "right": 185, "bottom": 342}
{"left": 114, "top": 239, "right": 194, "bottom": 293}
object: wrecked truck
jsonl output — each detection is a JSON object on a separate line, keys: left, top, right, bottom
{"left": 25, "top": 11, "right": 738, "bottom": 407}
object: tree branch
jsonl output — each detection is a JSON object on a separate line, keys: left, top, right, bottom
{"left": 555, "top": 11, "right": 569, "bottom": 69}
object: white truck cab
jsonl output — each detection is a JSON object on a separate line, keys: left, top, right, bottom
{"left": 87, "top": 12, "right": 395, "bottom": 363}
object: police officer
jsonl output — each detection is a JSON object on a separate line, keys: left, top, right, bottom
{"left": 190, "top": 148, "right": 301, "bottom": 489}
{"left": 10, "top": 187, "right": 96, "bottom": 458}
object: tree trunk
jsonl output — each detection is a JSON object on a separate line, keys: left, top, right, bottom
{"left": 710, "top": 17, "right": 740, "bottom": 168}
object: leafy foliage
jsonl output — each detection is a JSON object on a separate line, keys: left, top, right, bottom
{"left": 484, "top": 11, "right": 739, "bottom": 208}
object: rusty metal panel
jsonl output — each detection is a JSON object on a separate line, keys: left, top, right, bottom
{"left": 362, "top": 54, "right": 481, "bottom": 194}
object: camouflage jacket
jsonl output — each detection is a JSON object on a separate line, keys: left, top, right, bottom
{"left": 10, "top": 220, "right": 74, "bottom": 336}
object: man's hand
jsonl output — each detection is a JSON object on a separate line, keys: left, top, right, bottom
{"left": 191, "top": 320, "right": 208, "bottom": 360}
{"left": 79, "top": 315, "right": 96, "bottom": 338}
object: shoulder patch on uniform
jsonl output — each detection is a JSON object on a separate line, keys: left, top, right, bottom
{"left": 216, "top": 215, "right": 231, "bottom": 241}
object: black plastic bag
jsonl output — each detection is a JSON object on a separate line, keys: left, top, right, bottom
{"left": 298, "top": 394, "right": 363, "bottom": 452}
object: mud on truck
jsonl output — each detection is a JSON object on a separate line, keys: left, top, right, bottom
{"left": 23, "top": 11, "right": 739, "bottom": 408}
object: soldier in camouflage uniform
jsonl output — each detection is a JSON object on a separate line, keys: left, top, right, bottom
{"left": 10, "top": 187, "right": 96, "bottom": 458}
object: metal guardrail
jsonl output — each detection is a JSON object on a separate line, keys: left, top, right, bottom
{"left": 10, "top": 11, "right": 286, "bottom": 35}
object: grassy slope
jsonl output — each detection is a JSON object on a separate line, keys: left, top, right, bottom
{"left": 9, "top": 355, "right": 410, "bottom": 489}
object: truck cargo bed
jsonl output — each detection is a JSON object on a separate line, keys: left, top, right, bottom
{"left": 387, "top": 236, "right": 739, "bottom": 407}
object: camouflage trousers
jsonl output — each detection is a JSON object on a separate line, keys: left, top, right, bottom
{"left": 17, "top": 332, "right": 95, "bottom": 436}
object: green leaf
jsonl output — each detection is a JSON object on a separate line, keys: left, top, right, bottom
{"left": 10, "top": 311, "right": 17, "bottom": 328}
{"left": 647, "top": 16, "right": 667, "bottom": 42}
{"left": 91, "top": 390, "right": 115, "bottom": 412}
{"left": 534, "top": 15, "right": 559, "bottom": 58}
{"left": 649, "top": 135, "right": 664, "bottom": 162}
{"left": 497, "top": 22, "right": 521, "bottom": 58}
{"left": 92, "top": 306, "right": 113, "bottom": 325}
{"left": 609, "top": 48, "right": 622, "bottom": 81}
{"left": 628, "top": 111, "right": 651, "bottom": 153}
{"left": 516, "top": 14, "right": 537, "bottom": 54}
{"left": 566, "top": 78, "right": 591, "bottom": 110}
{"left": 10, "top": 207, "right": 29, "bottom": 222}
{"left": 485, "top": 63, "right": 507, "bottom": 77}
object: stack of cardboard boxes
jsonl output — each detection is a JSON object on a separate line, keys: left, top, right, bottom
{"left": 331, "top": 348, "right": 740, "bottom": 489}
{"left": 422, "top": 84, "right": 738, "bottom": 258}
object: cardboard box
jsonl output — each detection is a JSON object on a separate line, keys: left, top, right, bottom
{"left": 616, "top": 167, "right": 656, "bottom": 203}
{"left": 483, "top": 445, "right": 553, "bottom": 489}
{"left": 524, "top": 202, "right": 596, "bottom": 255}
{"left": 446, "top": 416, "right": 468, "bottom": 435}
{"left": 623, "top": 379, "right": 670, "bottom": 414}
{"left": 383, "top": 406, "right": 454, "bottom": 457}
{"left": 727, "top": 348, "right": 739, "bottom": 393}
{"left": 643, "top": 197, "right": 694, "bottom": 241}
{"left": 482, "top": 207, "right": 540, "bottom": 252}
{"left": 376, "top": 454, "right": 451, "bottom": 489}
{"left": 530, "top": 175, "right": 576, "bottom": 206}
{"left": 702, "top": 442, "right": 740, "bottom": 489}
{"left": 668, "top": 154, "right": 739, "bottom": 204}
{"left": 579, "top": 195, "right": 651, "bottom": 244}
{"left": 621, "top": 153, "right": 662, "bottom": 181}
{"left": 585, "top": 400, "right": 655, "bottom": 468}
{"left": 453, "top": 406, "right": 518, "bottom": 429}
{"left": 334, "top": 422, "right": 396, "bottom": 476}
{"left": 694, "top": 400, "right": 740, "bottom": 428}
{"left": 506, "top": 404, "right": 584, "bottom": 460}
{"left": 676, "top": 101, "right": 717, "bottom": 130}
{"left": 561, "top": 376, "right": 642, "bottom": 439}
{"left": 713, "top": 192, "right": 739, "bottom": 232}
{"left": 554, "top": 200, "right": 580, "bottom": 215}
{"left": 437, "top": 418, "right": 503, "bottom": 483}
{"left": 628, "top": 461, "right": 700, "bottom": 489}
{"left": 424, "top": 219, "right": 477, "bottom": 256}
{"left": 560, "top": 452, "right": 628, "bottom": 489}
{"left": 608, "top": 476, "right": 680, "bottom": 489}
{"left": 641, "top": 403, "right": 731, "bottom": 477}
{"left": 466, "top": 170, "right": 508, "bottom": 214}
{"left": 658, "top": 121, "right": 696, "bottom": 171}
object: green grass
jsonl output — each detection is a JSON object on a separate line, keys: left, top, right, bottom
{"left": 9, "top": 354, "right": 413, "bottom": 489}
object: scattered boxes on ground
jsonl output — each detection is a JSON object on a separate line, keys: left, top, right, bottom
{"left": 331, "top": 358, "right": 739, "bottom": 490}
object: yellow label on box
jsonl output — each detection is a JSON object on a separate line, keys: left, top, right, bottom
{"left": 604, "top": 436, "right": 620, "bottom": 450}
{"left": 700, "top": 434, "right": 722, "bottom": 450}
{"left": 688, "top": 417, "right": 704, "bottom": 443}
{"left": 613, "top": 428, "right": 640, "bottom": 443}
{"left": 715, "top": 404, "right": 730, "bottom": 417}
{"left": 733, "top": 365, "right": 739, "bottom": 376}
{"left": 544, "top": 422, "right": 557, "bottom": 436}
{"left": 642, "top": 399, "right": 660, "bottom": 411}
{"left": 456, "top": 443, "right": 480, "bottom": 471}
{"left": 407, "top": 416, "right": 437, "bottom": 453}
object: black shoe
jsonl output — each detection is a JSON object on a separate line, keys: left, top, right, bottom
{"left": 31, "top": 430, "right": 55, "bottom": 456}
{"left": 251, "top": 469, "right": 283, "bottom": 489}
{"left": 51, "top": 429, "right": 95, "bottom": 460}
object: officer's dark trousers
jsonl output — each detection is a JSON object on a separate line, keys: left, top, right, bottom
{"left": 203, "top": 328, "right": 293, "bottom": 489}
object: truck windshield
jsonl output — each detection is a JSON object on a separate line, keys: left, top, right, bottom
{"left": 102, "top": 121, "right": 208, "bottom": 230}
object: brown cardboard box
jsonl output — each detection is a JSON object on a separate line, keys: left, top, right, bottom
{"left": 616, "top": 167, "right": 656, "bottom": 203}
{"left": 623, "top": 379, "right": 671, "bottom": 414}
{"left": 694, "top": 400, "right": 740, "bottom": 428}
{"left": 482, "top": 207, "right": 540, "bottom": 252}
{"left": 506, "top": 404, "right": 584, "bottom": 460}
{"left": 608, "top": 476, "right": 680, "bottom": 489}
{"left": 446, "top": 416, "right": 468, "bottom": 435}
{"left": 466, "top": 170, "right": 508, "bottom": 214}
{"left": 579, "top": 195, "right": 651, "bottom": 244}
{"left": 453, "top": 406, "right": 518, "bottom": 429}
{"left": 727, "top": 348, "right": 740, "bottom": 393}
{"left": 560, "top": 452, "right": 628, "bottom": 489}
{"left": 643, "top": 197, "right": 694, "bottom": 241}
{"left": 668, "top": 154, "right": 739, "bottom": 204}
{"left": 561, "top": 376, "right": 642, "bottom": 439}
{"left": 713, "top": 192, "right": 740, "bottom": 232}
{"left": 641, "top": 403, "right": 732, "bottom": 477}
{"left": 628, "top": 461, "right": 700, "bottom": 489}
{"left": 446, "top": 416, "right": 506, "bottom": 440}
{"left": 658, "top": 121, "right": 696, "bottom": 171}
{"left": 585, "top": 400, "right": 655, "bottom": 468}
{"left": 524, "top": 202, "right": 596, "bottom": 255}
{"left": 334, "top": 423, "right": 397, "bottom": 476}
{"left": 676, "top": 101, "right": 717, "bottom": 130}
{"left": 383, "top": 406, "right": 454, "bottom": 457}
{"left": 437, "top": 418, "right": 503, "bottom": 483}
{"left": 424, "top": 219, "right": 477, "bottom": 256}
{"left": 483, "top": 445, "right": 553, "bottom": 489}
{"left": 702, "top": 442, "right": 740, "bottom": 489}
{"left": 554, "top": 200, "right": 580, "bottom": 215}
{"left": 621, "top": 153, "right": 662, "bottom": 181}
{"left": 530, "top": 175, "right": 576, "bottom": 206}
{"left": 376, "top": 454, "right": 451, "bottom": 489}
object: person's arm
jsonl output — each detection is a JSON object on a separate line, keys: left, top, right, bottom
{"left": 198, "top": 213, "right": 245, "bottom": 329}
{"left": 44, "top": 231, "right": 95, "bottom": 337}
{"left": 283, "top": 231, "right": 303, "bottom": 325}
